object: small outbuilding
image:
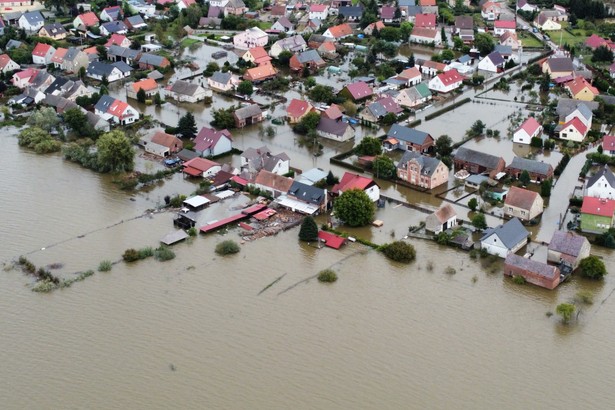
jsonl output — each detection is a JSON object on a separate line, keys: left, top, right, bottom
{"left": 425, "top": 204, "right": 457, "bottom": 234}
{"left": 504, "top": 254, "right": 561, "bottom": 290}
{"left": 547, "top": 230, "right": 591, "bottom": 269}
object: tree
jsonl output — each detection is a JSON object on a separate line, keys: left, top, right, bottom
{"left": 96, "top": 45, "right": 108, "bottom": 61}
{"left": 137, "top": 88, "right": 147, "bottom": 103}
{"left": 342, "top": 100, "right": 357, "bottom": 117}
{"left": 578, "top": 256, "right": 608, "bottom": 279}
{"left": 276, "top": 50, "right": 293, "bottom": 66}
{"left": 519, "top": 170, "right": 531, "bottom": 186}
{"left": 400, "top": 22, "right": 413, "bottom": 40}
{"left": 474, "top": 33, "right": 494, "bottom": 55}
{"left": 326, "top": 170, "right": 339, "bottom": 186}
{"left": 64, "top": 107, "right": 94, "bottom": 137}
{"left": 382, "top": 241, "right": 416, "bottom": 263}
{"left": 26, "top": 107, "right": 59, "bottom": 132}
{"left": 334, "top": 189, "right": 375, "bottom": 227}
{"left": 355, "top": 136, "right": 382, "bottom": 156}
{"left": 298, "top": 216, "right": 319, "bottom": 241}
{"left": 154, "top": 92, "right": 163, "bottom": 106}
{"left": 17, "top": 127, "right": 62, "bottom": 154}
{"left": 379, "top": 26, "right": 401, "bottom": 42}
{"left": 467, "top": 120, "right": 486, "bottom": 138}
{"left": 203, "top": 61, "right": 219, "bottom": 77}
{"left": 237, "top": 80, "right": 254, "bottom": 96}
{"left": 541, "top": 179, "right": 552, "bottom": 197}
{"left": 592, "top": 45, "right": 614, "bottom": 62}
{"left": 177, "top": 112, "right": 197, "bottom": 138}
{"left": 468, "top": 197, "right": 478, "bottom": 211}
{"left": 441, "top": 26, "right": 447, "bottom": 46}
{"left": 308, "top": 85, "right": 335, "bottom": 104}
{"left": 293, "top": 111, "right": 320, "bottom": 134}
{"left": 101, "top": 75, "right": 109, "bottom": 87}
{"left": 556, "top": 303, "right": 575, "bottom": 324}
{"left": 96, "top": 130, "right": 135, "bottom": 173}
{"left": 471, "top": 213, "right": 487, "bottom": 229}
{"left": 372, "top": 155, "right": 396, "bottom": 179}
{"left": 211, "top": 107, "right": 236, "bottom": 129}
{"left": 435, "top": 135, "right": 453, "bottom": 157}
{"left": 440, "top": 49, "right": 454, "bottom": 62}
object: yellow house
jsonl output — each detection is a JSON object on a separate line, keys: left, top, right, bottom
{"left": 542, "top": 57, "right": 573, "bottom": 79}
{"left": 566, "top": 77, "right": 599, "bottom": 101}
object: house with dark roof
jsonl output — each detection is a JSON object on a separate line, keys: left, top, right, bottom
{"left": 385, "top": 124, "right": 434, "bottom": 153}
{"left": 425, "top": 204, "right": 457, "bottom": 233}
{"left": 548, "top": 231, "right": 590, "bottom": 269}
{"left": 504, "top": 254, "right": 561, "bottom": 289}
{"left": 107, "top": 45, "right": 140, "bottom": 64}
{"left": 136, "top": 53, "right": 170, "bottom": 70}
{"left": 207, "top": 70, "right": 239, "bottom": 92}
{"left": 241, "top": 146, "right": 290, "bottom": 175}
{"left": 580, "top": 196, "right": 615, "bottom": 233}
{"left": 338, "top": 6, "right": 363, "bottom": 21}
{"left": 283, "top": 180, "right": 328, "bottom": 214}
{"left": 504, "top": 186, "right": 544, "bottom": 221}
{"left": 100, "top": 21, "right": 128, "bottom": 36}
{"left": 478, "top": 51, "right": 505, "bottom": 73}
{"left": 100, "top": 5, "right": 122, "bottom": 22}
{"left": 453, "top": 147, "right": 505, "bottom": 178}
{"left": 271, "top": 16, "right": 295, "bottom": 33}
{"left": 86, "top": 61, "right": 128, "bottom": 82}
{"left": 513, "top": 117, "right": 542, "bottom": 145}
{"left": 289, "top": 49, "right": 326, "bottom": 72}
{"left": 397, "top": 151, "right": 449, "bottom": 189}
{"left": 359, "top": 97, "right": 402, "bottom": 124}
{"left": 18, "top": 11, "right": 44, "bottom": 32}
{"left": 165, "top": 80, "right": 209, "bottom": 103}
{"left": 38, "top": 23, "right": 68, "bottom": 40}
{"left": 480, "top": 218, "right": 529, "bottom": 258}
{"left": 94, "top": 95, "right": 140, "bottom": 125}
{"left": 455, "top": 15, "right": 473, "bottom": 33}
{"left": 316, "top": 117, "right": 354, "bottom": 142}
{"left": 332, "top": 172, "right": 380, "bottom": 202}
{"left": 270, "top": 35, "right": 307, "bottom": 58}
{"left": 234, "top": 104, "right": 263, "bottom": 127}
{"left": 542, "top": 57, "right": 573, "bottom": 79}
{"left": 125, "top": 15, "right": 147, "bottom": 31}
{"left": 505, "top": 157, "right": 553, "bottom": 182}
{"left": 194, "top": 127, "right": 233, "bottom": 157}
{"left": 60, "top": 47, "right": 89, "bottom": 73}
{"left": 585, "top": 165, "right": 615, "bottom": 199}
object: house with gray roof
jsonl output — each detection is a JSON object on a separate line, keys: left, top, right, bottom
{"left": 385, "top": 123, "right": 434, "bottom": 153}
{"left": 137, "top": 53, "right": 171, "bottom": 69}
{"left": 234, "top": 104, "right": 264, "bottom": 127}
{"left": 586, "top": 165, "right": 615, "bottom": 199}
{"left": 165, "top": 80, "right": 209, "bottom": 103}
{"left": 207, "top": 71, "right": 239, "bottom": 92}
{"left": 270, "top": 35, "right": 307, "bottom": 58}
{"left": 295, "top": 168, "right": 328, "bottom": 186}
{"left": 100, "top": 20, "right": 128, "bottom": 36}
{"left": 397, "top": 150, "right": 449, "bottom": 189}
{"left": 547, "top": 230, "right": 590, "bottom": 269}
{"left": 478, "top": 51, "right": 505, "bottom": 73}
{"left": 39, "top": 23, "right": 68, "bottom": 40}
{"left": 285, "top": 180, "right": 328, "bottom": 213}
{"left": 480, "top": 218, "right": 530, "bottom": 258}
{"left": 240, "top": 146, "right": 290, "bottom": 175}
{"left": 107, "top": 45, "right": 141, "bottom": 64}
{"left": 504, "top": 253, "right": 561, "bottom": 289}
{"left": 124, "top": 15, "right": 147, "bottom": 31}
{"left": 338, "top": 6, "right": 363, "bottom": 21}
{"left": 18, "top": 11, "right": 44, "bottom": 32}
{"left": 86, "top": 61, "right": 126, "bottom": 82}
{"left": 61, "top": 47, "right": 89, "bottom": 73}
{"left": 316, "top": 117, "right": 354, "bottom": 142}
{"left": 505, "top": 157, "right": 554, "bottom": 182}
{"left": 453, "top": 147, "right": 506, "bottom": 178}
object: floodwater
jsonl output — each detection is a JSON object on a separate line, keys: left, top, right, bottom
{"left": 2, "top": 106, "right": 615, "bottom": 409}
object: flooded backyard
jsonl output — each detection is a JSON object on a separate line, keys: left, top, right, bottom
{"left": 2, "top": 101, "right": 615, "bottom": 410}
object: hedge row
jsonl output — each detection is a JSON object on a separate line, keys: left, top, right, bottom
{"left": 424, "top": 98, "right": 471, "bottom": 121}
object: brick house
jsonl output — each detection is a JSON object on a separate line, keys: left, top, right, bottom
{"left": 505, "top": 157, "right": 554, "bottom": 183}
{"left": 385, "top": 124, "right": 434, "bottom": 153}
{"left": 453, "top": 147, "right": 505, "bottom": 178}
{"left": 504, "top": 254, "right": 561, "bottom": 290}
{"left": 234, "top": 104, "right": 263, "bottom": 127}
{"left": 396, "top": 151, "right": 449, "bottom": 189}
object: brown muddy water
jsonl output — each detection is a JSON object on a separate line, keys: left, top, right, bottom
{"left": 2, "top": 119, "right": 615, "bottom": 410}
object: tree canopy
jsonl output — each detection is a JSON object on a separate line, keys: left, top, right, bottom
{"left": 355, "top": 136, "right": 382, "bottom": 156}
{"left": 372, "top": 155, "right": 396, "bottom": 179}
{"left": 334, "top": 189, "right": 375, "bottom": 227}
{"left": 578, "top": 256, "right": 607, "bottom": 279}
{"left": 435, "top": 135, "right": 453, "bottom": 157}
{"left": 237, "top": 80, "right": 254, "bottom": 96}
{"left": 17, "top": 127, "right": 62, "bottom": 154}
{"left": 177, "top": 112, "right": 197, "bottom": 138}
{"left": 382, "top": 241, "right": 416, "bottom": 263}
{"left": 26, "top": 107, "right": 59, "bottom": 132}
{"left": 474, "top": 33, "right": 495, "bottom": 56}
{"left": 95, "top": 130, "right": 135, "bottom": 173}
{"left": 299, "top": 216, "right": 319, "bottom": 241}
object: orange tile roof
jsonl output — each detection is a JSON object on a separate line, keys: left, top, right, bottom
{"left": 327, "top": 23, "right": 353, "bottom": 38}
{"left": 566, "top": 77, "right": 599, "bottom": 97}
{"left": 132, "top": 78, "right": 158, "bottom": 92}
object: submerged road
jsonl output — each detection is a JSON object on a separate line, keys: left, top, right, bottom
{"left": 535, "top": 145, "right": 597, "bottom": 243}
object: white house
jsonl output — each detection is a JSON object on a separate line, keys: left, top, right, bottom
{"left": 18, "top": 11, "right": 45, "bottom": 32}
{"left": 410, "top": 27, "right": 442, "bottom": 45}
{"left": 513, "top": 117, "right": 542, "bottom": 145}
{"left": 177, "top": 0, "right": 196, "bottom": 10}
{"left": 94, "top": 95, "right": 140, "bottom": 125}
{"left": 32, "top": 42, "right": 55, "bottom": 65}
{"left": 477, "top": 51, "right": 505, "bottom": 73}
{"left": 308, "top": 4, "right": 329, "bottom": 20}
{"left": 207, "top": 71, "right": 239, "bottom": 92}
{"left": 182, "top": 157, "right": 222, "bottom": 178}
{"left": 586, "top": 165, "right": 615, "bottom": 199}
{"left": 194, "top": 127, "right": 233, "bottom": 157}
{"left": 0, "top": 54, "right": 20, "bottom": 73}
{"left": 233, "top": 27, "right": 269, "bottom": 49}
{"left": 316, "top": 117, "right": 354, "bottom": 142}
{"left": 493, "top": 20, "right": 516, "bottom": 36}
{"left": 86, "top": 61, "right": 126, "bottom": 82}
{"left": 332, "top": 172, "right": 380, "bottom": 202}
{"left": 425, "top": 204, "right": 457, "bottom": 234}
{"left": 165, "top": 80, "right": 210, "bottom": 103}
{"left": 479, "top": 218, "right": 529, "bottom": 258}
{"left": 559, "top": 117, "right": 587, "bottom": 142}
{"left": 127, "top": 0, "right": 156, "bottom": 17}
{"left": 269, "top": 35, "right": 307, "bottom": 58}
{"left": 428, "top": 69, "right": 464, "bottom": 93}
{"left": 565, "top": 104, "right": 593, "bottom": 128}
{"left": 100, "top": 21, "right": 128, "bottom": 36}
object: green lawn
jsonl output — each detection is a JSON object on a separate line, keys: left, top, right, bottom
{"left": 518, "top": 32, "right": 544, "bottom": 48}
{"left": 546, "top": 22, "right": 588, "bottom": 46}
{"left": 180, "top": 37, "right": 201, "bottom": 47}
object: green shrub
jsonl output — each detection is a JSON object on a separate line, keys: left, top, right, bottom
{"left": 512, "top": 275, "right": 526, "bottom": 285}
{"left": 98, "top": 260, "right": 112, "bottom": 272}
{"left": 381, "top": 241, "right": 416, "bottom": 263}
{"left": 215, "top": 240, "right": 240, "bottom": 255}
{"left": 469, "top": 249, "right": 478, "bottom": 259}
{"left": 187, "top": 227, "right": 197, "bottom": 237}
{"left": 318, "top": 269, "right": 338, "bottom": 283}
{"left": 138, "top": 247, "right": 154, "bottom": 259}
{"left": 154, "top": 246, "right": 176, "bottom": 261}
{"left": 32, "top": 279, "right": 57, "bottom": 293}
{"left": 445, "top": 266, "right": 456, "bottom": 275}
{"left": 575, "top": 290, "right": 594, "bottom": 305}
{"left": 123, "top": 248, "right": 140, "bottom": 262}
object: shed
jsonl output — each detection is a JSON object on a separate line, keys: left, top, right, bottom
{"left": 318, "top": 231, "right": 346, "bottom": 249}
{"left": 160, "top": 230, "right": 189, "bottom": 246}
{"left": 183, "top": 195, "right": 210, "bottom": 211}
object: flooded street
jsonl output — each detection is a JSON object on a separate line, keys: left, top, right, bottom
{"left": 2, "top": 108, "right": 615, "bottom": 409}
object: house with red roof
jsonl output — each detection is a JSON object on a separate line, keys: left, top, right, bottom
{"left": 410, "top": 27, "right": 442, "bottom": 45}
{"left": 332, "top": 172, "right": 380, "bottom": 202}
{"left": 11, "top": 68, "right": 38, "bottom": 88}
{"left": 565, "top": 77, "right": 599, "bottom": 102}
{"left": 602, "top": 135, "right": 615, "bottom": 155}
{"left": 580, "top": 196, "right": 615, "bottom": 233}
{"left": 584, "top": 34, "right": 612, "bottom": 50}
{"left": 419, "top": 0, "right": 436, "bottom": 5}
{"left": 308, "top": 4, "right": 329, "bottom": 20}
{"left": 481, "top": 1, "right": 503, "bottom": 20}
{"left": 73, "top": 12, "right": 99, "bottom": 30}
{"left": 50, "top": 47, "right": 68, "bottom": 69}
{"left": 415, "top": 13, "right": 436, "bottom": 29}
{"left": 105, "top": 34, "right": 132, "bottom": 48}
{"left": 0, "top": 54, "right": 20, "bottom": 74}
{"left": 513, "top": 117, "right": 542, "bottom": 145}
{"left": 338, "top": 81, "right": 373, "bottom": 102}
{"left": 317, "top": 231, "right": 346, "bottom": 249}
{"left": 504, "top": 186, "right": 544, "bottom": 222}
{"left": 242, "top": 46, "right": 272, "bottom": 66}
{"left": 428, "top": 68, "right": 464, "bottom": 93}
{"left": 286, "top": 98, "right": 314, "bottom": 123}
{"left": 398, "top": 67, "right": 423, "bottom": 86}
{"left": 194, "top": 127, "right": 233, "bottom": 157}
{"left": 500, "top": 31, "right": 521, "bottom": 50}
{"left": 418, "top": 60, "right": 447, "bottom": 76}
{"left": 250, "top": 169, "right": 294, "bottom": 198}
{"left": 494, "top": 20, "right": 516, "bottom": 36}
{"left": 32, "top": 42, "right": 55, "bottom": 65}
{"left": 559, "top": 117, "right": 587, "bottom": 142}
{"left": 183, "top": 157, "right": 222, "bottom": 178}
{"left": 364, "top": 20, "right": 386, "bottom": 36}
{"left": 140, "top": 130, "right": 183, "bottom": 157}
{"left": 322, "top": 23, "right": 353, "bottom": 40}
{"left": 94, "top": 95, "right": 140, "bottom": 125}
{"left": 317, "top": 41, "right": 338, "bottom": 59}
{"left": 125, "top": 78, "right": 159, "bottom": 100}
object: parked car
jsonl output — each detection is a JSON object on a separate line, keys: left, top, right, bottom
{"left": 164, "top": 157, "right": 181, "bottom": 167}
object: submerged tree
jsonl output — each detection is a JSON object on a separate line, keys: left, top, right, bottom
{"left": 334, "top": 189, "right": 375, "bottom": 227}
{"left": 556, "top": 303, "right": 575, "bottom": 324}
{"left": 299, "top": 216, "right": 319, "bottom": 242}
{"left": 96, "top": 130, "right": 135, "bottom": 173}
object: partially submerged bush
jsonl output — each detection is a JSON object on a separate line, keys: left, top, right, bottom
{"left": 98, "top": 260, "right": 112, "bottom": 272}
{"left": 155, "top": 246, "right": 176, "bottom": 261}
{"left": 381, "top": 241, "right": 416, "bottom": 263}
{"left": 512, "top": 275, "right": 526, "bottom": 285}
{"left": 138, "top": 247, "right": 154, "bottom": 259}
{"left": 575, "top": 290, "right": 594, "bottom": 305}
{"left": 318, "top": 269, "right": 338, "bottom": 283}
{"left": 445, "top": 266, "right": 456, "bottom": 275}
{"left": 215, "top": 240, "right": 240, "bottom": 255}
{"left": 123, "top": 248, "right": 140, "bottom": 262}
